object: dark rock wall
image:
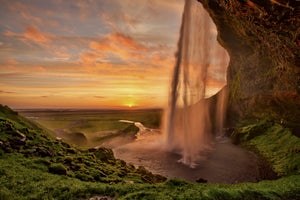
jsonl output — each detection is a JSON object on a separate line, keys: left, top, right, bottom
{"left": 198, "top": 0, "right": 300, "bottom": 124}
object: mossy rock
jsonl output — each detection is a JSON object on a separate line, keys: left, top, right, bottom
{"left": 231, "top": 119, "right": 273, "bottom": 144}
{"left": 90, "top": 147, "right": 115, "bottom": 163}
{"left": 49, "top": 163, "right": 67, "bottom": 175}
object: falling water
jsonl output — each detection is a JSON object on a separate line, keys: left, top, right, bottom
{"left": 167, "top": 0, "right": 229, "bottom": 167}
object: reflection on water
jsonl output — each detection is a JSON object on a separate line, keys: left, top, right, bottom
{"left": 119, "top": 119, "right": 160, "bottom": 140}
{"left": 113, "top": 127, "right": 260, "bottom": 183}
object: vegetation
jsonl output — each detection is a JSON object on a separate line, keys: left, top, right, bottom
{"left": 20, "top": 109, "right": 162, "bottom": 147}
{"left": 22, "top": 109, "right": 162, "bottom": 132}
{"left": 0, "top": 105, "right": 166, "bottom": 183}
{"left": 1, "top": 105, "right": 300, "bottom": 199}
{"left": 228, "top": 68, "right": 241, "bottom": 105}
{"left": 232, "top": 119, "right": 300, "bottom": 176}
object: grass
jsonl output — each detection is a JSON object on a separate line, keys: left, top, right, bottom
{"left": 19, "top": 109, "right": 162, "bottom": 147}
{"left": 21, "top": 109, "right": 162, "bottom": 132}
{"left": 232, "top": 119, "right": 300, "bottom": 176}
{"left": 0, "top": 105, "right": 166, "bottom": 185}
{"left": 1, "top": 105, "right": 300, "bottom": 199}
{"left": 1, "top": 153, "right": 300, "bottom": 200}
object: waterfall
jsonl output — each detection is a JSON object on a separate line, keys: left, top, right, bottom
{"left": 166, "top": 0, "right": 229, "bottom": 168}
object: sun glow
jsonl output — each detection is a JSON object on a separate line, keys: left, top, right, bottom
{"left": 124, "top": 102, "right": 135, "bottom": 108}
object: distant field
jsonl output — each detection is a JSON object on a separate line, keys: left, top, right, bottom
{"left": 18, "top": 109, "right": 163, "bottom": 148}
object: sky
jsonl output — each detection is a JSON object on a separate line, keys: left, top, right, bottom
{"left": 0, "top": 0, "right": 227, "bottom": 109}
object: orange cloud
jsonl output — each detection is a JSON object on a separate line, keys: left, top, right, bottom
{"left": 23, "top": 25, "right": 51, "bottom": 44}
{"left": 4, "top": 25, "right": 52, "bottom": 45}
{"left": 79, "top": 32, "right": 149, "bottom": 67}
{"left": 79, "top": 31, "right": 175, "bottom": 70}
{"left": 110, "top": 32, "right": 147, "bottom": 51}
{"left": 89, "top": 32, "right": 148, "bottom": 60}
{"left": 79, "top": 51, "right": 100, "bottom": 67}
{"left": 6, "top": 59, "right": 19, "bottom": 65}
{"left": 53, "top": 46, "right": 71, "bottom": 59}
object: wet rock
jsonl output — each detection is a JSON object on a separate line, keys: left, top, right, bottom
{"left": 63, "top": 156, "right": 73, "bottom": 164}
{"left": 59, "top": 131, "right": 87, "bottom": 146}
{"left": 88, "top": 147, "right": 98, "bottom": 152}
{"left": 198, "top": 0, "right": 300, "bottom": 125}
{"left": 35, "top": 147, "right": 55, "bottom": 157}
{"left": 8, "top": 138, "right": 26, "bottom": 150}
{"left": 196, "top": 178, "right": 208, "bottom": 183}
{"left": 67, "top": 148, "right": 77, "bottom": 154}
{"left": 69, "top": 164, "right": 81, "bottom": 171}
{"left": 137, "top": 166, "right": 167, "bottom": 183}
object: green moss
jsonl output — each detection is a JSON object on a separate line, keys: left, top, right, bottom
{"left": 247, "top": 124, "right": 300, "bottom": 176}
{"left": 0, "top": 104, "right": 164, "bottom": 184}
{"left": 231, "top": 119, "right": 273, "bottom": 144}
{"left": 1, "top": 153, "right": 300, "bottom": 199}
{"left": 94, "top": 124, "right": 139, "bottom": 145}
{"left": 228, "top": 68, "right": 241, "bottom": 105}
{"left": 49, "top": 163, "right": 68, "bottom": 175}
{"left": 1, "top": 105, "right": 300, "bottom": 199}
{"left": 232, "top": 119, "right": 300, "bottom": 176}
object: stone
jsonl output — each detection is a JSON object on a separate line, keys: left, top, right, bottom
{"left": 197, "top": 0, "right": 300, "bottom": 124}
{"left": 196, "top": 178, "right": 208, "bottom": 183}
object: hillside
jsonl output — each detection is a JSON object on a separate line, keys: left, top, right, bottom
{"left": 1, "top": 104, "right": 300, "bottom": 199}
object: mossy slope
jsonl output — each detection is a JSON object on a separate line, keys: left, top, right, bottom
{"left": 1, "top": 105, "right": 300, "bottom": 199}
{"left": 232, "top": 119, "right": 300, "bottom": 177}
{"left": 0, "top": 105, "right": 166, "bottom": 184}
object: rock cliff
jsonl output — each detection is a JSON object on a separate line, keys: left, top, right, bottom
{"left": 198, "top": 0, "right": 300, "bottom": 125}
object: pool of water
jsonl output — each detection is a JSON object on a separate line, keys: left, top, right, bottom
{"left": 114, "top": 136, "right": 260, "bottom": 183}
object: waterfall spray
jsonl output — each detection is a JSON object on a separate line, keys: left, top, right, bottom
{"left": 167, "top": 0, "right": 229, "bottom": 168}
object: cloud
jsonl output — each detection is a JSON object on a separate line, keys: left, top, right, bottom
{"left": 101, "top": 12, "right": 141, "bottom": 31}
{"left": 0, "top": 0, "right": 184, "bottom": 108}
{"left": 20, "top": 11, "right": 43, "bottom": 25}
{"left": 79, "top": 31, "right": 174, "bottom": 69}
{"left": 4, "top": 25, "right": 52, "bottom": 45}
{"left": 5, "top": 1, "right": 57, "bottom": 26}
{"left": 0, "top": 90, "right": 16, "bottom": 94}
{"left": 6, "top": 59, "right": 19, "bottom": 65}
{"left": 94, "top": 95, "right": 106, "bottom": 99}
{"left": 21, "top": 25, "right": 51, "bottom": 44}
{"left": 53, "top": 46, "right": 71, "bottom": 59}
{"left": 3, "top": 24, "right": 74, "bottom": 60}
{"left": 79, "top": 51, "right": 100, "bottom": 67}
{"left": 79, "top": 32, "right": 148, "bottom": 66}
{"left": 109, "top": 32, "right": 147, "bottom": 51}
{"left": 89, "top": 32, "right": 148, "bottom": 59}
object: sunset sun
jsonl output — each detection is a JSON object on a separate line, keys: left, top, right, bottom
{"left": 124, "top": 102, "right": 135, "bottom": 108}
